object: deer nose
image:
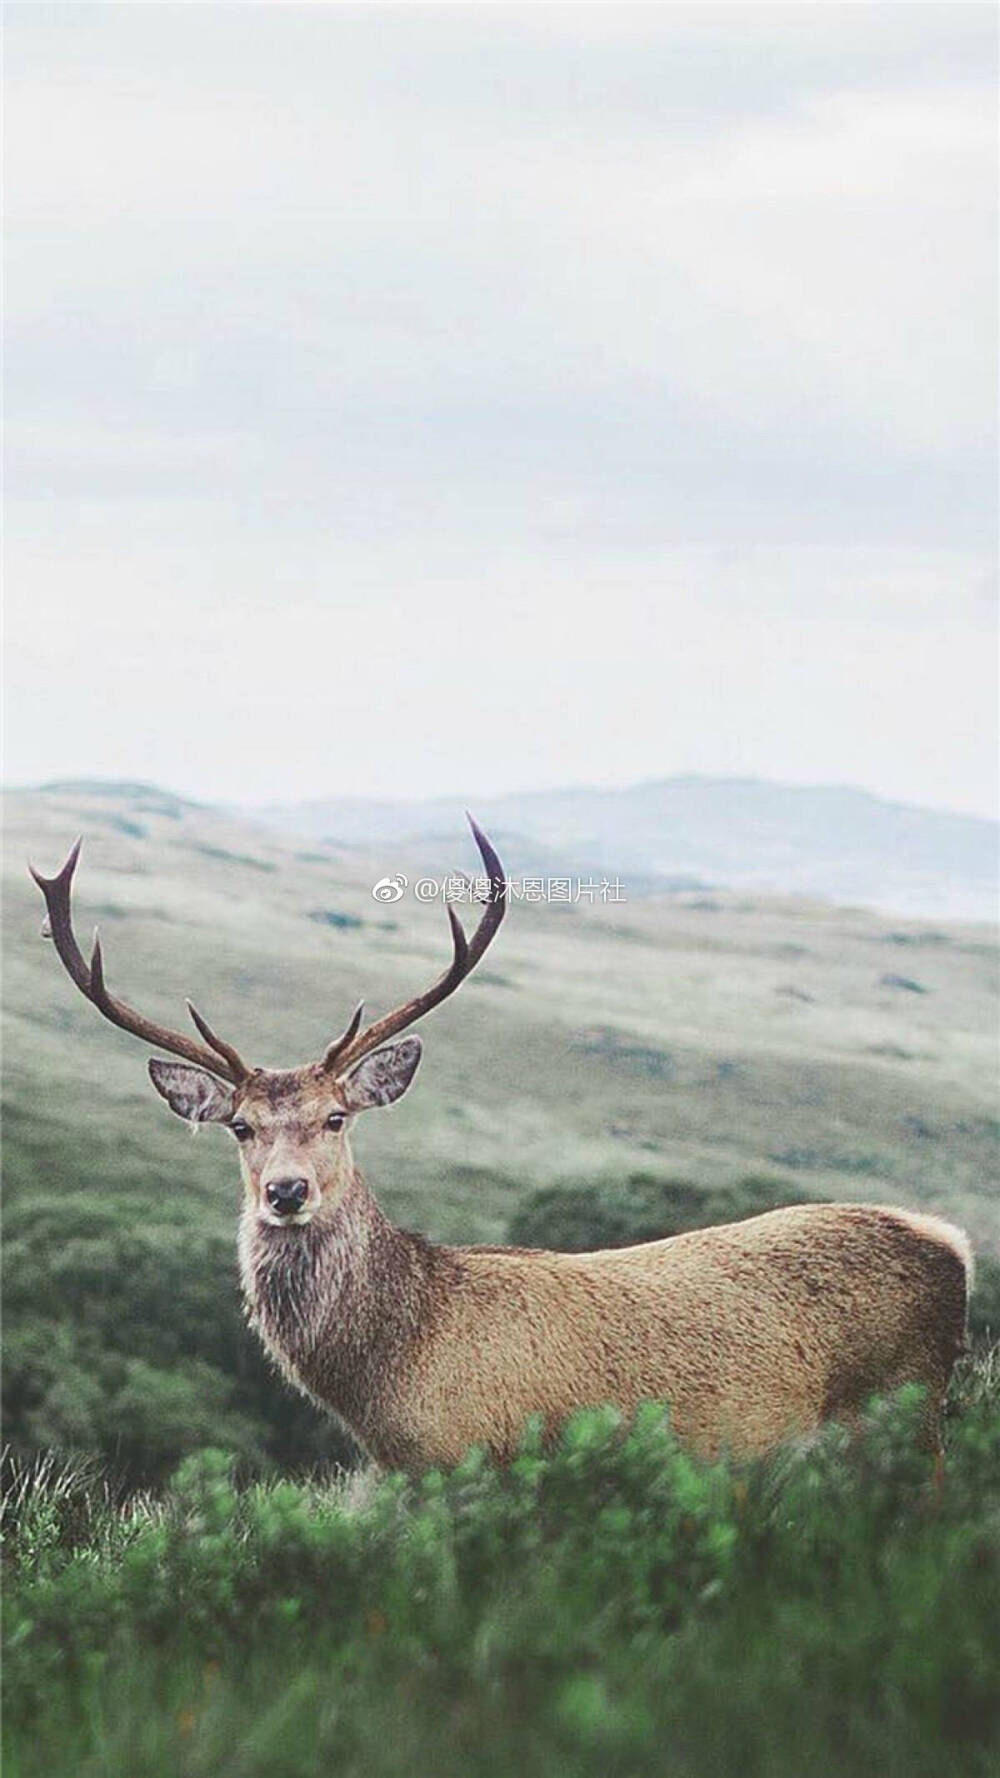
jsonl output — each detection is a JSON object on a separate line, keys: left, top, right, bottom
{"left": 266, "top": 1178, "right": 309, "bottom": 1214}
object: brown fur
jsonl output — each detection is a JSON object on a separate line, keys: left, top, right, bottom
{"left": 232, "top": 1072, "right": 971, "bottom": 1468}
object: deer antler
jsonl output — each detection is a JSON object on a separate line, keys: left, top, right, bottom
{"left": 29, "top": 840, "right": 249, "bottom": 1083}
{"left": 323, "top": 813, "right": 506, "bottom": 1074}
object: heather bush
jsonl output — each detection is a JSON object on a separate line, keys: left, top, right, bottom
{"left": 4, "top": 1360, "right": 999, "bottom": 1778}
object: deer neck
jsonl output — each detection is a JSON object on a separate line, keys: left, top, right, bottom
{"left": 238, "top": 1165, "right": 443, "bottom": 1459}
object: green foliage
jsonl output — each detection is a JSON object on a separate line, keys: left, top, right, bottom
{"left": 3, "top": 1374, "right": 999, "bottom": 1778}
{"left": 508, "top": 1172, "right": 804, "bottom": 1252}
{"left": 2, "top": 1194, "right": 356, "bottom": 1485}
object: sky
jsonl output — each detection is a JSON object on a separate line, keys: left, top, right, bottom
{"left": 4, "top": 4, "right": 998, "bottom": 817}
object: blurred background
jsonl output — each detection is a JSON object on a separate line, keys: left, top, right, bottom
{"left": 4, "top": 5, "right": 997, "bottom": 1483}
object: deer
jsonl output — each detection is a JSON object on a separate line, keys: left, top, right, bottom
{"left": 31, "top": 820, "right": 972, "bottom": 1471}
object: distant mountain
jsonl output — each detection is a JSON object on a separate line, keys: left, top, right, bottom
{"left": 255, "top": 777, "right": 999, "bottom": 923}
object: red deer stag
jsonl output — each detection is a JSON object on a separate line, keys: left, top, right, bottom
{"left": 31, "top": 822, "right": 971, "bottom": 1469}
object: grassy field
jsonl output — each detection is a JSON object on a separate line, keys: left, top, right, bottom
{"left": 5, "top": 780, "right": 998, "bottom": 1239}
{"left": 3, "top": 1354, "right": 999, "bottom": 1778}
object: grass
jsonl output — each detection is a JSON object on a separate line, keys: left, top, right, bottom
{"left": 3, "top": 1354, "right": 999, "bottom": 1778}
{"left": 5, "top": 783, "right": 999, "bottom": 1244}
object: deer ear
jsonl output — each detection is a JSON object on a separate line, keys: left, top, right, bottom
{"left": 148, "top": 1059, "right": 236, "bottom": 1124}
{"left": 339, "top": 1037, "right": 422, "bottom": 1111}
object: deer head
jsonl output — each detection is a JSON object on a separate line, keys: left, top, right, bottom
{"left": 30, "top": 818, "right": 506, "bottom": 1228}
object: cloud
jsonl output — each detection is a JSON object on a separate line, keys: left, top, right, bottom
{"left": 4, "top": 5, "right": 997, "bottom": 813}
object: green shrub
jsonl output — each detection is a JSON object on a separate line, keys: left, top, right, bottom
{"left": 3, "top": 1368, "right": 999, "bottom": 1778}
{"left": 2, "top": 1195, "right": 356, "bottom": 1486}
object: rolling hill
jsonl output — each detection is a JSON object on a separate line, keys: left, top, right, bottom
{"left": 255, "top": 776, "right": 999, "bottom": 924}
{"left": 5, "top": 779, "right": 997, "bottom": 1247}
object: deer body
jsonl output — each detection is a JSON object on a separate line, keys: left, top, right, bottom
{"left": 32, "top": 824, "right": 973, "bottom": 1471}
{"left": 240, "top": 1159, "right": 970, "bottom": 1467}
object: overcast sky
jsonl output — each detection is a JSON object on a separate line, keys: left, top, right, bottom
{"left": 5, "top": 4, "right": 997, "bottom": 816}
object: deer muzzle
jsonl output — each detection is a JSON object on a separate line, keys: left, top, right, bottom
{"left": 264, "top": 1177, "right": 311, "bottom": 1221}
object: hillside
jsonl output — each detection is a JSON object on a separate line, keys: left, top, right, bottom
{"left": 256, "top": 776, "right": 999, "bottom": 923}
{"left": 6, "top": 779, "right": 998, "bottom": 1239}
{"left": 4, "top": 780, "right": 998, "bottom": 1478}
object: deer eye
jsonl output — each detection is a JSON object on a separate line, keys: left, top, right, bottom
{"left": 325, "top": 1112, "right": 346, "bottom": 1133}
{"left": 230, "top": 1119, "right": 254, "bottom": 1141}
